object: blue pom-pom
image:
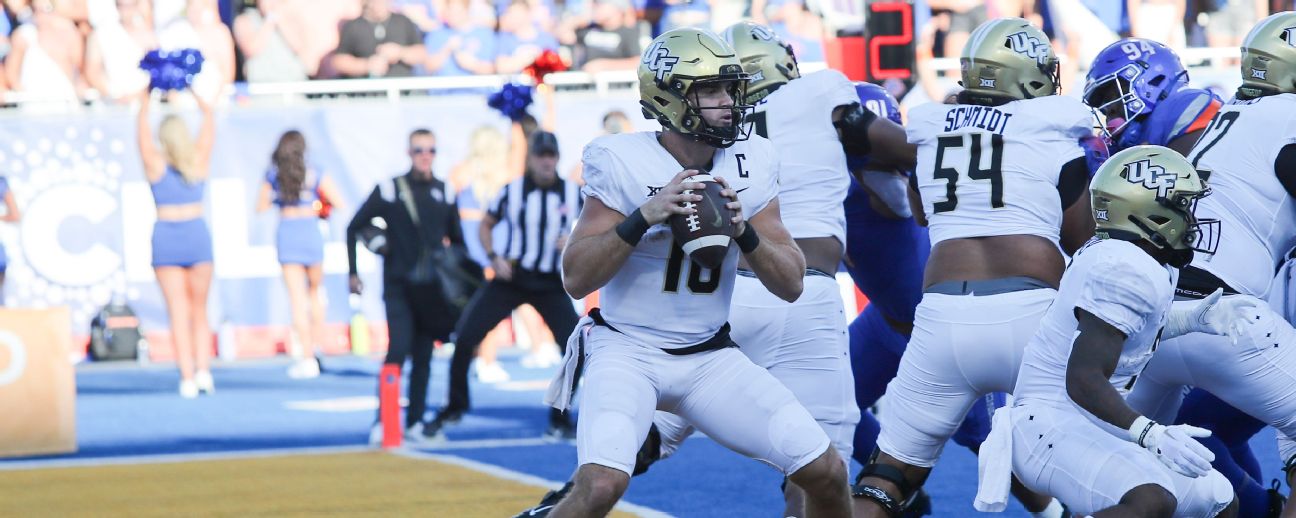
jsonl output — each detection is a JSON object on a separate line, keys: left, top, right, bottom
{"left": 139, "top": 49, "right": 205, "bottom": 92}
{"left": 487, "top": 83, "right": 534, "bottom": 122}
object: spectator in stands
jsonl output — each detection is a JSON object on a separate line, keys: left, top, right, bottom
{"left": 643, "top": 0, "right": 709, "bottom": 35}
{"left": 5, "top": 0, "right": 84, "bottom": 106}
{"left": 85, "top": 0, "right": 156, "bottom": 103}
{"left": 929, "top": 0, "right": 988, "bottom": 58}
{"left": 281, "top": 0, "right": 360, "bottom": 78}
{"left": 566, "top": 108, "right": 629, "bottom": 184}
{"left": 769, "top": 0, "right": 823, "bottom": 62}
{"left": 1206, "top": 0, "right": 1268, "bottom": 49}
{"left": 1132, "top": 0, "right": 1186, "bottom": 49}
{"left": 333, "top": 0, "right": 425, "bottom": 79}
{"left": 256, "top": 130, "right": 345, "bottom": 380}
{"left": 349, "top": 128, "right": 464, "bottom": 440}
{"left": 0, "top": 174, "right": 20, "bottom": 305}
{"left": 495, "top": 0, "right": 558, "bottom": 74}
{"left": 233, "top": 0, "right": 311, "bottom": 83}
{"left": 393, "top": 0, "right": 440, "bottom": 33}
{"left": 186, "top": 0, "right": 235, "bottom": 96}
{"left": 136, "top": 86, "right": 217, "bottom": 399}
{"left": 560, "top": 0, "right": 639, "bottom": 73}
{"left": 423, "top": 0, "right": 495, "bottom": 76}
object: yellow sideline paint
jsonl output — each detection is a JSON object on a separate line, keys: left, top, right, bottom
{"left": 0, "top": 451, "right": 636, "bottom": 517}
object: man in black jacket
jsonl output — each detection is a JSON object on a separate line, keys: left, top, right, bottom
{"left": 349, "top": 128, "right": 464, "bottom": 439}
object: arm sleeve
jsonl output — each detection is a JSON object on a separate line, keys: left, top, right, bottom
{"left": 346, "top": 186, "right": 384, "bottom": 275}
{"left": 579, "top": 143, "right": 635, "bottom": 216}
{"left": 1075, "top": 255, "right": 1159, "bottom": 337}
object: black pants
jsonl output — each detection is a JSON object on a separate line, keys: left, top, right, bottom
{"left": 446, "top": 272, "right": 578, "bottom": 419}
{"left": 382, "top": 281, "right": 456, "bottom": 428}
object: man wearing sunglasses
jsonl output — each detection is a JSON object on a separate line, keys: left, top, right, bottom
{"left": 348, "top": 128, "right": 470, "bottom": 442}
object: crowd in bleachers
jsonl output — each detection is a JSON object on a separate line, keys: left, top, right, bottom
{"left": 0, "top": 0, "right": 1292, "bottom": 106}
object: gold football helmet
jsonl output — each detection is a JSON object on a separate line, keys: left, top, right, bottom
{"left": 1239, "top": 11, "right": 1296, "bottom": 98}
{"left": 721, "top": 21, "right": 800, "bottom": 104}
{"left": 639, "top": 27, "right": 753, "bottom": 148}
{"left": 960, "top": 18, "right": 1059, "bottom": 103}
{"left": 1090, "top": 145, "right": 1217, "bottom": 264}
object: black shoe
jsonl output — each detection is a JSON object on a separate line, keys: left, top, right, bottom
{"left": 423, "top": 408, "right": 464, "bottom": 440}
{"left": 512, "top": 481, "right": 573, "bottom": 517}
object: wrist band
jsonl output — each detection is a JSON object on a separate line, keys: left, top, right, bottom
{"left": 735, "top": 224, "right": 760, "bottom": 254}
{"left": 616, "top": 209, "right": 651, "bottom": 246}
{"left": 1127, "top": 416, "right": 1155, "bottom": 446}
{"left": 487, "top": 252, "right": 498, "bottom": 260}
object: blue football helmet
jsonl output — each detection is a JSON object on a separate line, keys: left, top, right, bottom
{"left": 1083, "top": 38, "right": 1189, "bottom": 149}
{"left": 847, "top": 82, "right": 902, "bottom": 172}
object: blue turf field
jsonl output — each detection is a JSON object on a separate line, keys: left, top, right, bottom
{"left": 7, "top": 351, "right": 1287, "bottom": 517}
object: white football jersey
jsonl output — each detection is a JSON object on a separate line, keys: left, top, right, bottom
{"left": 1186, "top": 93, "right": 1296, "bottom": 297}
{"left": 907, "top": 96, "right": 1092, "bottom": 246}
{"left": 754, "top": 68, "right": 859, "bottom": 244}
{"left": 1014, "top": 239, "right": 1177, "bottom": 419}
{"left": 579, "top": 132, "right": 781, "bottom": 349}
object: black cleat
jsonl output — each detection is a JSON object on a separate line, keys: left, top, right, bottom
{"left": 512, "top": 481, "right": 573, "bottom": 517}
{"left": 422, "top": 408, "right": 464, "bottom": 441}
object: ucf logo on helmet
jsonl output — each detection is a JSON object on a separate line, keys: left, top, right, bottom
{"left": 643, "top": 41, "right": 680, "bottom": 83}
{"left": 1124, "top": 159, "right": 1177, "bottom": 199}
{"left": 1007, "top": 31, "right": 1049, "bottom": 65}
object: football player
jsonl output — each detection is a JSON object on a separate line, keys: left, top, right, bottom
{"left": 845, "top": 83, "right": 1064, "bottom": 518}
{"left": 1117, "top": 12, "right": 1296, "bottom": 515}
{"left": 544, "top": 27, "right": 850, "bottom": 517}
{"left": 1084, "top": 36, "right": 1285, "bottom": 517}
{"left": 978, "top": 145, "right": 1249, "bottom": 517}
{"left": 517, "top": 22, "right": 916, "bottom": 517}
{"left": 853, "top": 18, "right": 1097, "bottom": 517}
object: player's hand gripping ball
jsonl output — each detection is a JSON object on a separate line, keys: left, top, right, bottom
{"left": 669, "top": 175, "right": 735, "bottom": 269}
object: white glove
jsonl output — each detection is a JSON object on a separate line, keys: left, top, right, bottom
{"left": 1128, "top": 416, "right": 1215, "bottom": 478}
{"left": 1164, "top": 288, "right": 1263, "bottom": 342}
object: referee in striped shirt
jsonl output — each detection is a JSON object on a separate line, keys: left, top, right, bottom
{"left": 425, "top": 131, "right": 582, "bottom": 440}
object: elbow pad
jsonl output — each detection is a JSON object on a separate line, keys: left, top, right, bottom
{"left": 835, "top": 102, "right": 879, "bottom": 157}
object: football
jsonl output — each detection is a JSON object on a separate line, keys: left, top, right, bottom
{"left": 669, "top": 175, "right": 736, "bottom": 269}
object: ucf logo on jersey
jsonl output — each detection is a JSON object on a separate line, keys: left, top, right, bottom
{"left": 1124, "top": 159, "right": 1177, "bottom": 199}
{"left": 1007, "top": 31, "right": 1050, "bottom": 66}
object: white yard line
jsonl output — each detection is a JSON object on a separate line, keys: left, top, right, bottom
{"left": 394, "top": 448, "right": 672, "bottom": 518}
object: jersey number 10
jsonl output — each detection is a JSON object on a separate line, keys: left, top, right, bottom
{"left": 932, "top": 132, "right": 1005, "bottom": 213}
{"left": 663, "top": 243, "right": 721, "bottom": 294}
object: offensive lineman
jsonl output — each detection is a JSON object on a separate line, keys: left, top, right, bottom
{"left": 545, "top": 27, "right": 850, "bottom": 517}
{"left": 978, "top": 145, "right": 1249, "bottom": 517}
{"left": 1118, "top": 12, "right": 1296, "bottom": 513}
{"left": 1083, "top": 37, "right": 1285, "bottom": 517}
{"left": 854, "top": 18, "right": 1096, "bottom": 517}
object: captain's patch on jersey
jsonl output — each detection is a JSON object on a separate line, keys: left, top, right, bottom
{"left": 1123, "top": 159, "right": 1177, "bottom": 199}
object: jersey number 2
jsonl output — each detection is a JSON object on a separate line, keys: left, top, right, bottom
{"left": 663, "top": 243, "right": 721, "bottom": 294}
{"left": 932, "top": 133, "right": 1005, "bottom": 213}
